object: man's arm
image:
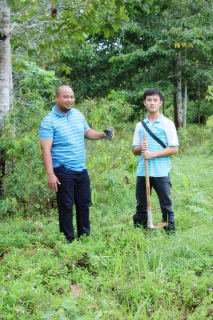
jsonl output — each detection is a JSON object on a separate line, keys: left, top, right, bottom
{"left": 40, "top": 139, "right": 61, "bottom": 192}
{"left": 84, "top": 128, "right": 114, "bottom": 140}
{"left": 84, "top": 129, "right": 106, "bottom": 140}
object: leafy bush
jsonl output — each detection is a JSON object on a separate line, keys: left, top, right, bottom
{"left": 1, "top": 106, "right": 213, "bottom": 318}
{"left": 0, "top": 80, "right": 136, "bottom": 217}
{"left": 1, "top": 60, "right": 212, "bottom": 219}
{"left": 186, "top": 100, "right": 213, "bottom": 124}
{"left": 177, "top": 125, "right": 211, "bottom": 154}
{"left": 78, "top": 93, "right": 134, "bottom": 131}
{"left": 0, "top": 62, "right": 59, "bottom": 216}
{"left": 1, "top": 149, "right": 213, "bottom": 319}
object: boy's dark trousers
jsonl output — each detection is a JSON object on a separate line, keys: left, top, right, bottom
{"left": 133, "top": 175, "right": 175, "bottom": 231}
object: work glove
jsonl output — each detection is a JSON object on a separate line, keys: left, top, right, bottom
{"left": 104, "top": 127, "right": 114, "bottom": 140}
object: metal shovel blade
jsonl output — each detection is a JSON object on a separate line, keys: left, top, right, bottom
{"left": 147, "top": 221, "right": 168, "bottom": 230}
{"left": 153, "top": 222, "right": 167, "bottom": 229}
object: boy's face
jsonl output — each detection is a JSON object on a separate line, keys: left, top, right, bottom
{"left": 143, "top": 94, "right": 162, "bottom": 114}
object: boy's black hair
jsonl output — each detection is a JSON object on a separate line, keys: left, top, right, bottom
{"left": 143, "top": 88, "right": 163, "bottom": 101}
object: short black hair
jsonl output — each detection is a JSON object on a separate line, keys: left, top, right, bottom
{"left": 143, "top": 88, "right": 163, "bottom": 101}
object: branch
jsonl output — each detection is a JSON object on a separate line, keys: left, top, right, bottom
{"left": 10, "top": 4, "right": 52, "bottom": 35}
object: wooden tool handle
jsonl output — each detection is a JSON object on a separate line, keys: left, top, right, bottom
{"left": 143, "top": 133, "right": 154, "bottom": 228}
{"left": 143, "top": 133, "right": 149, "bottom": 190}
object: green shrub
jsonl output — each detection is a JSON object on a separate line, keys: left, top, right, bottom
{"left": 177, "top": 125, "right": 211, "bottom": 154}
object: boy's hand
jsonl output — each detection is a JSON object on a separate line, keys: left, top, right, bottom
{"left": 141, "top": 140, "right": 148, "bottom": 151}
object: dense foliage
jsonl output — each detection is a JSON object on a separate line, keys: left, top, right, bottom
{"left": 56, "top": 0, "right": 213, "bottom": 123}
{"left": 3, "top": 0, "right": 213, "bottom": 126}
{"left": 1, "top": 122, "right": 213, "bottom": 319}
{"left": 1, "top": 1, "right": 213, "bottom": 318}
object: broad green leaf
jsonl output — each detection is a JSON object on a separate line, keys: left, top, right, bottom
{"left": 40, "top": 310, "right": 56, "bottom": 319}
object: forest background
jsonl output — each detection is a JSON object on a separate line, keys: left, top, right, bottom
{"left": 1, "top": 0, "right": 213, "bottom": 319}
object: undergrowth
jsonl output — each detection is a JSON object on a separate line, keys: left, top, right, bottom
{"left": 1, "top": 125, "right": 213, "bottom": 319}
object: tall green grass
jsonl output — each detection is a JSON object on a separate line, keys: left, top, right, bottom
{"left": 1, "top": 126, "right": 213, "bottom": 319}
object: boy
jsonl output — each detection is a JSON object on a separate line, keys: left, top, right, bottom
{"left": 132, "top": 88, "right": 179, "bottom": 232}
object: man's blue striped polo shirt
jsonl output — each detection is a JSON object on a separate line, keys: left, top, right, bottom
{"left": 132, "top": 114, "right": 179, "bottom": 177}
{"left": 39, "top": 106, "right": 90, "bottom": 172}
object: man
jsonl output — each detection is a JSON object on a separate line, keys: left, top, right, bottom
{"left": 39, "top": 85, "right": 114, "bottom": 242}
{"left": 132, "top": 88, "right": 179, "bottom": 232}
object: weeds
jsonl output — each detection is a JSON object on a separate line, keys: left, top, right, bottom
{"left": 1, "top": 147, "right": 213, "bottom": 319}
{"left": 0, "top": 108, "right": 213, "bottom": 319}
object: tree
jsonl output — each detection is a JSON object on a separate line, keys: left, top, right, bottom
{"left": 0, "top": 0, "right": 12, "bottom": 194}
{"left": 61, "top": 0, "right": 213, "bottom": 127}
{"left": 0, "top": 0, "right": 129, "bottom": 114}
{"left": 0, "top": 0, "right": 130, "bottom": 194}
{"left": 0, "top": 0, "right": 11, "bottom": 120}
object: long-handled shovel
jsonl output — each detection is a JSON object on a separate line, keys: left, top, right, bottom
{"left": 143, "top": 133, "right": 167, "bottom": 229}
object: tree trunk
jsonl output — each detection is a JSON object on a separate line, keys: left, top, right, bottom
{"left": 0, "top": 0, "right": 11, "bottom": 118}
{"left": 177, "top": 51, "right": 183, "bottom": 128}
{"left": 183, "top": 80, "right": 187, "bottom": 129}
{"left": 0, "top": 0, "right": 12, "bottom": 196}
{"left": 197, "top": 82, "right": 201, "bottom": 125}
{"left": 173, "top": 91, "right": 178, "bottom": 129}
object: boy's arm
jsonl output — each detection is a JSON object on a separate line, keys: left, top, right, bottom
{"left": 142, "top": 146, "right": 178, "bottom": 159}
{"left": 132, "top": 145, "right": 143, "bottom": 155}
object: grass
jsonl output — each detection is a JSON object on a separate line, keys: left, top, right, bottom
{"left": 1, "top": 129, "right": 213, "bottom": 319}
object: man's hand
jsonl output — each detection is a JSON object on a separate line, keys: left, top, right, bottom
{"left": 47, "top": 173, "right": 61, "bottom": 192}
{"left": 109, "top": 127, "right": 114, "bottom": 138}
{"left": 104, "top": 127, "right": 114, "bottom": 140}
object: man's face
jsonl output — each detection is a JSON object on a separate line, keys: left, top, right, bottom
{"left": 55, "top": 86, "right": 75, "bottom": 114}
{"left": 143, "top": 94, "right": 162, "bottom": 114}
